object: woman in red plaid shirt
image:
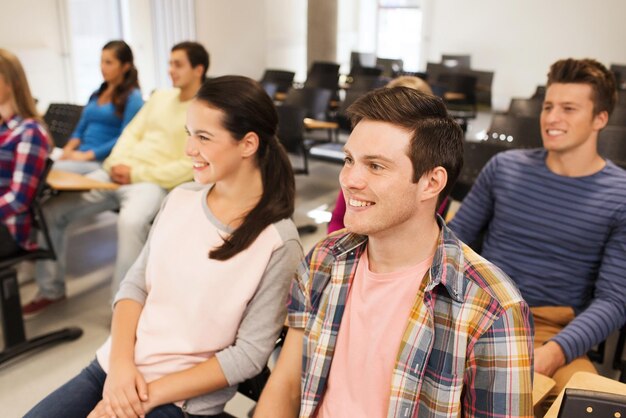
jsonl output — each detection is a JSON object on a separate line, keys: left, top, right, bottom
{"left": 0, "top": 48, "right": 51, "bottom": 257}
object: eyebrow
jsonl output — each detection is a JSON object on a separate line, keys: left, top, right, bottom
{"left": 185, "top": 126, "right": 215, "bottom": 137}
{"left": 343, "top": 148, "right": 396, "bottom": 164}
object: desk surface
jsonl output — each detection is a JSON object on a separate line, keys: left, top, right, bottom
{"left": 544, "top": 372, "right": 626, "bottom": 417}
{"left": 48, "top": 170, "right": 119, "bottom": 191}
{"left": 533, "top": 372, "right": 556, "bottom": 407}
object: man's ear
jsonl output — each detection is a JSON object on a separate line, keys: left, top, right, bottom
{"left": 420, "top": 166, "right": 447, "bottom": 201}
{"left": 593, "top": 110, "right": 609, "bottom": 131}
{"left": 240, "top": 132, "right": 260, "bottom": 158}
{"left": 194, "top": 65, "right": 206, "bottom": 82}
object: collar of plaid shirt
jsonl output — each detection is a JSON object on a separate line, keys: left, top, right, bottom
{"left": 296, "top": 215, "right": 533, "bottom": 418}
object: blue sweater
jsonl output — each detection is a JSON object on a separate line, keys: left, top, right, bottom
{"left": 449, "top": 148, "right": 626, "bottom": 363}
{"left": 71, "top": 88, "right": 143, "bottom": 160}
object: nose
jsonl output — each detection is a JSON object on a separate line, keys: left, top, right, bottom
{"left": 185, "top": 135, "right": 199, "bottom": 157}
{"left": 542, "top": 107, "right": 560, "bottom": 125}
{"left": 339, "top": 164, "right": 366, "bottom": 192}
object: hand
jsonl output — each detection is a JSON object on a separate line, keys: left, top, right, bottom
{"left": 534, "top": 341, "right": 566, "bottom": 377}
{"left": 87, "top": 400, "right": 111, "bottom": 418}
{"left": 110, "top": 165, "right": 132, "bottom": 185}
{"left": 101, "top": 360, "right": 149, "bottom": 418}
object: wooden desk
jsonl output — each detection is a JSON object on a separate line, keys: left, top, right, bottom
{"left": 304, "top": 118, "right": 339, "bottom": 130}
{"left": 544, "top": 372, "right": 626, "bottom": 418}
{"left": 533, "top": 372, "right": 556, "bottom": 408}
{"left": 47, "top": 169, "right": 119, "bottom": 191}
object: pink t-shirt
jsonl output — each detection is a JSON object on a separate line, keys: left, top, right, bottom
{"left": 316, "top": 249, "right": 433, "bottom": 418}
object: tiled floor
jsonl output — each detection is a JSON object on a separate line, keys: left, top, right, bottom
{"left": 0, "top": 158, "right": 343, "bottom": 418}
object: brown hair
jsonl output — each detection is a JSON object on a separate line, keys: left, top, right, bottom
{"left": 547, "top": 58, "right": 617, "bottom": 116}
{"left": 195, "top": 76, "right": 295, "bottom": 260}
{"left": 347, "top": 87, "right": 464, "bottom": 205}
{"left": 0, "top": 49, "right": 43, "bottom": 124}
{"left": 172, "top": 41, "right": 210, "bottom": 82}
{"left": 97, "top": 40, "right": 140, "bottom": 116}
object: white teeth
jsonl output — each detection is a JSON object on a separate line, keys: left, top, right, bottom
{"left": 349, "top": 198, "right": 373, "bottom": 207}
{"left": 192, "top": 162, "right": 207, "bottom": 168}
{"left": 547, "top": 129, "right": 565, "bottom": 135}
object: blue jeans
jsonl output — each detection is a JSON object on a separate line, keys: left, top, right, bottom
{"left": 24, "top": 360, "right": 219, "bottom": 418}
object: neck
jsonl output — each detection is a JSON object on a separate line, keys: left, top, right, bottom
{"left": 545, "top": 139, "right": 605, "bottom": 177}
{"left": 179, "top": 79, "right": 202, "bottom": 102}
{"left": 367, "top": 214, "right": 440, "bottom": 274}
{"left": 208, "top": 164, "right": 264, "bottom": 228}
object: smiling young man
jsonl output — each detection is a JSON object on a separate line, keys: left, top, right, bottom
{"left": 449, "top": 58, "right": 626, "bottom": 406}
{"left": 255, "top": 88, "right": 534, "bottom": 418}
{"left": 24, "top": 42, "right": 210, "bottom": 315}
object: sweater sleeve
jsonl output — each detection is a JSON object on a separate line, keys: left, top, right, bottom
{"left": 551, "top": 203, "right": 626, "bottom": 362}
{"left": 129, "top": 157, "right": 193, "bottom": 190}
{"left": 0, "top": 123, "right": 49, "bottom": 220}
{"left": 447, "top": 154, "right": 498, "bottom": 244}
{"left": 214, "top": 236, "right": 303, "bottom": 385}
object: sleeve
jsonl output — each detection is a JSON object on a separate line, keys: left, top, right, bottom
{"left": 130, "top": 158, "right": 193, "bottom": 190}
{"left": 287, "top": 251, "right": 314, "bottom": 330}
{"left": 214, "top": 238, "right": 304, "bottom": 385}
{"left": 0, "top": 124, "right": 49, "bottom": 220}
{"left": 447, "top": 154, "right": 499, "bottom": 244}
{"left": 102, "top": 92, "right": 154, "bottom": 170}
{"left": 551, "top": 205, "right": 626, "bottom": 362}
{"left": 464, "top": 302, "right": 535, "bottom": 418}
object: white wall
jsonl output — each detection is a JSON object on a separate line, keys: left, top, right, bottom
{"left": 195, "top": 0, "right": 306, "bottom": 81}
{"left": 427, "top": 0, "right": 626, "bottom": 109}
{"left": 0, "top": 0, "right": 71, "bottom": 111}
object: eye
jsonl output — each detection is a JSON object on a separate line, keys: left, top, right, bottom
{"left": 564, "top": 106, "right": 575, "bottom": 112}
{"left": 542, "top": 105, "right": 552, "bottom": 112}
{"left": 369, "top": 162, "right": 384, "bottom": 171}
{"left": 343, "top": 155, "right": 353, "bottom": 165}
{"left": 198, "top": 135, "right": 210, "bottom": 142}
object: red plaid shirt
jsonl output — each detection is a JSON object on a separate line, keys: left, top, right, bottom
{"left": 0, "top": 115, "right": 50, "bottom": 250}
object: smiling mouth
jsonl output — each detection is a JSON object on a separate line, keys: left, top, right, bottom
{"left": 546, "top": 129, "right": 566, "bottom": 136}
{"left": 192, "top": 162, "right": 208, "bottom": 168}
{"left": 348, "top": 198, "right": 374, "bottom": 207}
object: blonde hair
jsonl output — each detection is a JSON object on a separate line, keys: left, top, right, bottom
{"left": 387, "top": 75, "right": 433, "bottom": 95}
{"left": 0, "top": 49, "right": 43, "bottom": 124}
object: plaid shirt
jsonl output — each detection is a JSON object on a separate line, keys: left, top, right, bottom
{"left": 0, "top": 115, "right": 50, "bottom": 249}
{"left": 288, "top": 218, "right": 534, "bottom": 418}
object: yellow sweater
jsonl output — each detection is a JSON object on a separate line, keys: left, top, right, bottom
{"left": 103, "top": 89, "right": 192, "bottom": 189}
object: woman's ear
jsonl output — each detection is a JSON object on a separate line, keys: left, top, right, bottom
{"left": 240, "top": 132, "right": 260, "bottom": 158}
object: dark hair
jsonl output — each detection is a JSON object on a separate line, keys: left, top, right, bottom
{"left": 195, "top": 76, "right": 295, "bottom": 260}
{"left": 97, "top": 40, "right": 139, "bottom": 117}
{"left": 172, "top": 41, "right": 210, "bottom": 82}
{"left": 347, "top": 87, "right": 464, "bottom": 206}
{"left": 547, "top": 58, "right": 617, "bottom": 116}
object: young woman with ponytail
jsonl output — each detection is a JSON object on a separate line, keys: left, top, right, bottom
{"left": 26, "top": 75, "right": 302, "bottom": 418}
{"left": 55, "top": 40, "right": 143, "bottom": 174}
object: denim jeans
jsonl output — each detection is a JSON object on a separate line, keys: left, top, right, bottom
{"left": 35, "top": 169, "right": 167, "bottom": 299}
{"left": 24, "top": 360, "right": 219, "bottom": 418}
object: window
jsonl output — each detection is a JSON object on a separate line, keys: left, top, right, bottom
{"left": 376, "top": 0, "right": 422, "bottom": 71}
{"left": 66, "top": 0, "right": 123, "bottom": 102}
